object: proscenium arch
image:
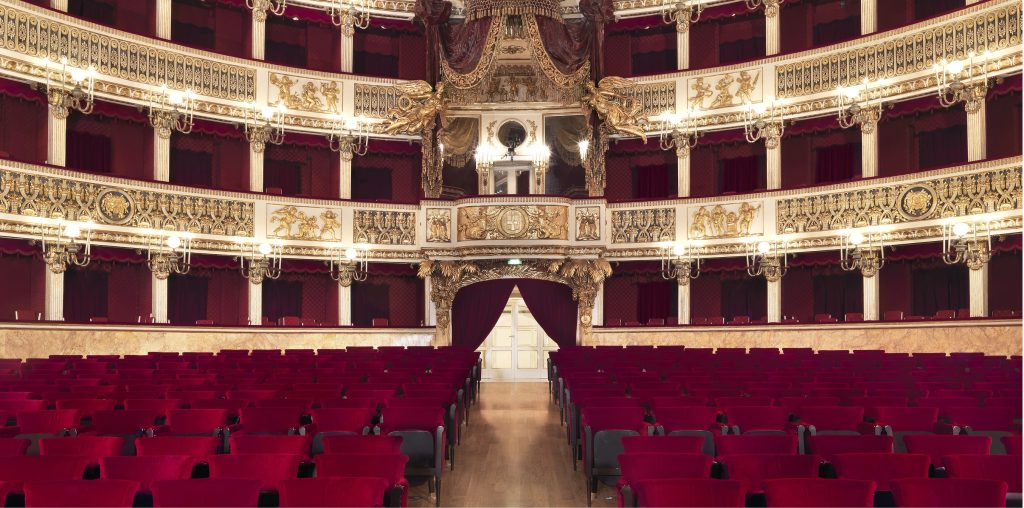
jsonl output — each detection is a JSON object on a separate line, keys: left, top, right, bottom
{"left": 451, "top": 277, "right": 578, "bottom": 352}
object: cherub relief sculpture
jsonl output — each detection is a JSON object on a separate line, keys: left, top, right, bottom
{"left": 581, "top": 77, "right": 649, "bottom": 142}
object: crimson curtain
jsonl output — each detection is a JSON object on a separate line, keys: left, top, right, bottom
{"left": 517, "top": 279, "right": 578, "bottom": 348}
{"left": 812, "top": 271, "right": 863, "bottom": 320}
{"left": 168, "top": 274, "right": 209, "bottom": 324}
{"left": 64, "top": 268, "right": 109, "bottom": 323}
{"left": 911, "top": 264, "right": 968, "bottom": 316}
{"left": 450, "top": 279, "right": 517, "bottom": 350}
{"left": 637, "top": 281, "right": 675, "bottom": 324}
{"left": 721, "top": 277, "right": 766, "bottom": 321}
{"left": 918, "top": 125, "right": 967, "bottom": 170}
{"left": 719, "top": 155, "right": 762, "bottom": 194}
{"left": 262, "top": 279, "right": 303, "bottom": 322}
{"left": 169, "top": 149, "right": 213, "bottom": 188}
{"left": 66, "top": 132, "right": 113, "bottom": 174}
{"left": 634, "top": 165, "right": 670, "bottom": 199}
{"left": 814, "top": 143, "right": 859, "bottom": 184}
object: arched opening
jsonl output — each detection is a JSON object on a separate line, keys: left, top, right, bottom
{"left": 450, "top": 278, "right": 577, "bottom": 380}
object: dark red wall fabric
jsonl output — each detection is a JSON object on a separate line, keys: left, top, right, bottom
{"left": 689, "top": 9, "right": 765, "bottom": 69}
{"left": 877, "top": 101, "right": 967, "bottom": 177}
{"left": 0, "top": 250, "right": 46, "bottom": 321}
{"left": 0, "top": 83, "right": 47, "bottom": 165}
{"left": 353, "top": 23, "right": 426, "bottom": 80}
{"left": 518, "top": 279, "right": 578, "bottom": 348}
{"left": 170, "top": 125, "right": 250, "bottom": 192}
{"left": 781, "top": 122, "right": 861, "bottom": 188}
{"left": 989, "top": 247, "right": 1022, "bottom": 314}
{"left": 690, "top": 136, "right": 766, "bottom": 197}
{"left": 264, "top": 138, "right": 339, "bottom": 199}
{"left": 604, "top": 16, "right": 677, "bottom": 76}
{"left": 602, "top": 262, "right": 677, "bottom": 325}
{"left": 266, "top": 17, "right": 341, "bottom": 72}
{"left": 605, "top": 139, "right": 676, "bottom": 201}
{"left": 67, "top": 0, "right": 154, "bottom": 38}
{"left": 987, "top": 86, "right": 1022, "bottom": 160}
{"left": 64, "top": 257, "right": 151, "bottom": 324}
{"left": 779, "top": 0, "right": 861, "bottom": 53}
{"left": 205, "top": 267, "right": 248, "bottom": 326}
{"left": 782, "top": 262, "right": 863, "bottom": 323}
{"left": 353, "top": 140, "right": 422, "bottom": 203}
{"left": 172, "top": 0, "right": 250, "bottom": 58}
{"left": 66, "top": 103, "right": 153, "bottom": 180}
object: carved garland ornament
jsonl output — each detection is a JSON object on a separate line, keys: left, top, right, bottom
{"left": 456, "top": 205, "right": 568, "bottom": 241}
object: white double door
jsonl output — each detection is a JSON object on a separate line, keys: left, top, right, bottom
{"left": 477, "top": 295, "right": 558, "bottom": 381}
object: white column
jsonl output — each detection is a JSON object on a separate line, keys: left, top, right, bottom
{"left": 677, "top": 154, "right": 690, "bottom": 197}
{"left": 765, "top": 5, "right": 780, "bottom": 56}
{"left": 676, "top": 26, "right": 689, "bottom": 70}
{"left": 677, "top": 283, "right": 690, "bottom": 325}
{"left": 967, "top": 101, "right": 987, "bottom": 162}
{"left": 154, "top": 130, "right": 171, "bottom": 182}
{"left": 251, "top": 13, "right": 267, "bottom": 60}
{"left": 339, "top": 155, "right": 352, "bottom": 199}
{"left": 151, "top": 275, "right": 168, "bottom": 324}
{"left": 969, "top": 264, "right": 989, "bottom": 318}
{"left": 44, "top": 269, "right": 64, "bottom": 321}
{"left": 340, "top": 32, "right": 355, "bottom": 73}
{"left": 47, "top": 106, "right": 67, "bottom": 167}
{"left": 767, "top": 279, "right": 781, "bottom": 323}
{"left": 155, "top": 0, "right": 172, "bottom": 40}
{"left": 861, "top": 126, "right": 878, "bottom": 178}
{"left": 860, "top": 0, "right": 876, "bottom": 34}
{"left": 593, "top": 284, "right": 604, "bottom": 327}
{"left": 766, "top": 144, "right": 781, "bottom": 190}
{"left": 249, "top": 144, "right": 264, "bottom": 192}
{"left": 424, "top": 277, "right": 437, "bottom": 326}
{"left": 338, "top": 285, "right": 352, "bottom": 326}
{"left": 248, "top": 281, "right": 262, "bottom": 325}
{"left": 863, "top": 273, "right": 880, "bottom": 321}
{"left": 50, "top": 0, "right": 68, "bottom": 12}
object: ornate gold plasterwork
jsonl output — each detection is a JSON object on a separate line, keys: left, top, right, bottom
{"left": 777, "top": 166, "right": 1022, "bottom": 234}
{"left": 611, "top": 208, "right": 675, "bottom": 244}
{"left": 775, "top": 3, "right": 1021, "bottom": 98}
{"left": 426, "top": 208, "right": 452, "bottom": 243}
{"left": 456, "top": 205, "right": 568, "bottom": 241}
{"left": 268, "top": 205, "right": 340, "bottom": 241}
{"left": 269, "top": 73, "right": 341, "bottom": 114}
{"left": 0, "top": 5, "right": 255, "bottom": 101}
{"left": 581, "top": 77, "right": 649, "bottom": 142}
{"left": 689, "top": 70, "right": 762, "bottom": 110}
{"left": 353, "top": 210, "right": 416, "bottom": 245}
{"left": 623, "top": 80, "right": 676, "bottom": 117}
{"left": 0, "top": 168, "right": 253, "bottom": 236}
{"left": 353, "top": 84, "right": 404, "bottom": 120}
{"left": 689, "top": 202, "right": 761, "bottom": 239}
{"left": 576, "top": 207, "right": 601, "bottom": 241}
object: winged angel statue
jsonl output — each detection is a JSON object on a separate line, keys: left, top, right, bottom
{"left": 581, "top": 77, "right": 649, "bottom": 142}
{"left": 383, "top": 81, "right": 447, "bottom": 136}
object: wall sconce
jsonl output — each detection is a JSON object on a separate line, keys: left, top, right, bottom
{"left": 237, "top": 241, "right": 283, "bottom": 285}
{"left": 148, "top": 84, "right": 197, "bottom": 137}
{"left": 329, "top": 244, "right": 369, "bottom": 287}
{"left": 839, "top": 230, "right": 885, "bottom": 277}
{"left": 663, "top": 0, "right": 703, "bottom": 32}
{"left": 942, "top": 220, "right": 992, "bottom": 270}
{"left": 39, "top": 220, "right": 92, "bottom": 274}
{"left": 475, "top": 142, "right": 499, "bottom": 194}
{"left": 327, "top": 0, "right": 371, "bottom": 35}
{"left": 146, "top": 232, "right": 192, "bottom": 280}
{"left": 657, "top": 108, "right": 702, "bottom": 157}
{"left": 244, "top": 102, "right": 286, "bottom": 151}
{"left": 836, "top": 78, "right": 882, "bottom": 132}
{"left": 661, "top": 241, "right": 701, "bottom": 286}
{"left": 327, "top": 114, "right": 370, "bottom": 160}
{"left": 743, "top": 102, "right": 784, "bottom": 148}
{"left": 934, "top": 51, "right": 990, "bottom": 112}
{"left": 746, "top": 239, "right": 788, "bottom": 281}
{"left": 44, "top": 56, "right": 96, "bottom": 116}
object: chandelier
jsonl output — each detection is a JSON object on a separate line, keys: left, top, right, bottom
{"left": 146, "top": 232, "right": 193, "bottom": 280}
{"left": 657, "top": 108, "right": 702, "bottom": 156}
{"left": 44, "top": 57, "right": 96, "bottom": 116}
{"left": 746, "top": 239, "right": 788, "bottom": 282}
{"left": 327, "top": 1, "right": 371, "bottom": 35}
{"left": 237, "top": 241, "right": 283, "bottom": 285}
{"left": 836, "top": 79, "right": 882, "bottom": 132}
{"left": 942, "top": 221, "right": 991, "bottom": 270}
{"left": 661, "top": 241, "right": 701, "bottom": 286}
{"left": 663, "top": 0, "right": 703, "bottom": 30}
{"left": 244, "top": 102, "right": 286, "bottom": 151}
{"left": 329, "top": 245, "right": 369, "bottom": 287}
{"left": 38, "top": 220, "right": 92, "bottom": 274}
{"left": 934, "top": 51, "right": 990, "bottom": 112}
{"left": 839, "top": 230, "right": 885, "bottom": 277}
{"left": 327, "top": 114, "right": 370, "bottom": 159}
{"left": 743, "top": 102, "right": 784, "bottom": 148}
{"left": 148, "top": 84, "right": 197, "bottom": 137}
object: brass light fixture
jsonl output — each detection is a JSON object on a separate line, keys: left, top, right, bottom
{"left": 661, "top": 241, "right": 701, "bottom": 286}
{"left": 44, "top": 56, "right": 96, "bottom": 116}
{"left": 839, "top": 230, "right": 885, "bottom": 277}
{"left": 327, "top": 114, "right": 370, "bottom": 160}
{"left": 657, "top": 108, "right": 702, "bottom": 157}
{"left": 329, "top": 245, "right": 369, "bottom": 287}
{"left": 146, "top": 232, "right": 192, "bottom": 280}
{"left": 327, "top": 0, "right": 371, "bottom": 35}
{"left": 148, "top": 84, "right": 197, "bottom": 137}
{"left": 934, "top": 51, "right": 990, "bottom": 112}
{"left": 746, "top": 239, "right": 788, "bottom": 281}
{"left": 942, "top": 220, "right": 992, "bottom": 270}
{"left": 243, "top": 102, "right": 286, "bottom": 151}
{"left": 38, "top": 220, "right": 92, "bottom": 274}
{"left": 743, "top": 102, "right": 784, "bottom": 148}
{"left": 237, "top": 241, "right": 283, "bottom": 285}
{"left": 663, "top": 0, "right": 703, "bottom": 31}
{"left": 836, "top": 79, "right": 882, "bottom": 132}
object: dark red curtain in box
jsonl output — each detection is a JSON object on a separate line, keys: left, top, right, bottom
{"left": 637, "top": 281, "right": 676, "bottom": 324}
{"left": 779, "top": 0, "right": 861, "bottom": 53}
{"left": 170, "top": 122, "right": 250, "bottom": 192}
{"left": 719, "top": 155, "right": 764, "bottom": 194}
{"left": 917, "top": 125, "right": 967, "bottom": 170}
{"left": 986, "top": 79, "right": 1022, "bottom": 159}
{"left": 518, "top": 279, "right": 578, "bottom": 348}
{"left": 349, "top": 264, "right": 422, "bottom": 327}
{"left": 813, "top": 270, "right": 863, "bottom": 320}
{"left": 353, "top": 21, "right": 425, "bottom": 80}
{"left": 353, "top": 140, "right": 423, "bottom": 203}
{"left": 172, "top": 0, "right": 249, "bottom": 58}
{"left": 262, "top": 279, "right": 303, "bottom": 322}
{"left": 64, "top": 266, "right": 109, "bottom": 323}
{"left": 67, "top": 0, "right": 154, "bottom": 37}
{"left": 814, "top": 143, "right": 859, "bottom": 184}
{"left": 605, "top": 139, "right": 676, "bottom": 201}
{"left": 721, "top": 276, "right": 767, "bottom": 321}
{"left": 450, "top": 279, "right": 516, "bottom": 350}
{"left": 603, "top": 16, "right": 676, "bottom": 77}
{"left": 66, "top": 132, "right": 113, "bottom": 174}
{"left": 0, "top": 80, "right": 47, "bottom": 165}
{"left": 877, "top": 97, "right": 966, "bottom": 177}
{"left": 633, "top": 165, "right": 672, "bottom": 199}
{"left": 0, "top": 242, "right": 47, "bottom": 321}
{"left": 353, "top": 282, "right": 389, "bottom": 326}
{"left": 264, "top": 136, "right": 339, "bottom": 199}
{"left": 66, "top": 102, "right": 152, "bottom": 180}
{"left": 989, "top": 243, "right": 1022, "bottom": 314}
{"left": 911, "top": 264, "right": 968, "bottom": 317}
{"left": 914, "top": 0, "right": 964, "bottom": 20}
{"left": 169, "top": 149, "right": 213, "bottom": 188}
{"left": 168, "top": 273, "right": 209, "bottom": 325}
{"left": 63, "top": 251, "right": 151, "bottom": 323}
{"left": 265, "top": 16, "right": 340, "bottom": 72}
{"left": 601, "top": 262, "right": 676, "bottom": 325}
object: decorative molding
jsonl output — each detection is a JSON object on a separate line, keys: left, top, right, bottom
{"left": 269, "top": 73, "right": 341, "bottom": 114}
{"left": 353, "top": 83, "right": 404, "bottom": 120}
{"left": 353, "top": 209, "right": 416, "bottom": 245}
{"left": 456, "top": 205, "right": 569, "bottom": 241}
{"left": 426, "top": 208, "right": 452, "bottom": 243}
{"left": 688, "top": 201, "right": 762, "bottom": 240}
{"left": 267, "top": 205, "right": 340, "bottom": 241}
{"left": 575, "top": 206, "right": 601, "bottom": 241}
{"left": 687, "top": 69, "right": 762, "bottom": 110}
{"left": 610, "top": 208, "right": 675, "bottom": 244}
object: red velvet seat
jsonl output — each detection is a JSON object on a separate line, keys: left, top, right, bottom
{"left": 617, "top": 453, "right": 713, "bottom": 507}
{"left": 580, "top": 407, "right": 647, "bottom": 505}
{"left": 1002, "top": 435, "right": 1022, "bottom": 455}
{"left": 100, "top": 455, "right": 197, "bottom": 492}
{"left": 228, "top": 434, "right": 311, "bottom": 457}
{"left": 321, "top": 435, "right": 403, "bottom": 455}
{"left": 278, "top": 477, "right": 390, "bottom": 507}
{"left": 830, "top": 453, "right": 930, "bottom": 490}
{"left": 652, "top": 406, "right": 722, "bottom": 455}
{"left": 718, "top": 454, "right": 822, "bottom": 495}
{"left": 902, "top": 435, "right": 991, "bottom": 465}
{"left": 314, "top": 453, "right": 410, "bottom": 506}
{"left": 0, "top": 439, "right": 28, "bottom": 457}
{"left": 23, "top": 479, "right": 139, "bottom": 507}
{"left": 238, "top": 407, "right": 305, "bottom": 435}
{"left": 890, "top": 478, "right": 1008, "bottom": 507}
{"left": 725, "top": 406, "right": 791, "bottom": 434}
{"left": 942, "top": 454, "right": 1022, "bottom": 494}
{"left": 777, "top": 396, "right": 840, "bottom": 410}
{"left": 804, "top": 435, "right": 894, "bottom": 459}
{"left": 650, "top": 396, "right": 708, "bottom": 408}
{"left": 39, "top": 436, "right": 125, "bottom": 465}
{"left": 0, "top": 456, "right": 90, "bottom": 493}
{"left": 207, "top": 453, "right": 303, "bottom": 492}
{"left": 633, "top": 478, "right": 745, "bottom": 507}
{"left": 54, "top": 399, "right": 117, "bottom": 421}
{"left": 136, "top": 436, "right": 221, "bottom": 457}
{"left": 621, "top": 435, "right": 704, "bottom": 455}
{"left": 375, "top": 408, "right": 446, "bottom": 507}
{"left": 763, "top": 478, "right": 876, "bottom": 507}
{"left": 150, "top": 478, "right": 261, "bottom": 507}
{"left": 713, "top": 434, "right": 798, "bottom": 457}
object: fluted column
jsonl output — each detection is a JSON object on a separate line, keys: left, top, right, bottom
{"left": 248, "top": 281, "right": 262, "bottom": 325}
{"left": 50, "top": 0, "right": 68, "bottom": 12}
{"left": 677, "top": 283, "right": 691, "bottom": 326}
{"left": 47, "top": 98, "right": 68, "bottom": 167}
{"left": 338, "top": 285, "right": 352, "bottom": 326}
{"left": 676, "top": 24, "right": 689, "bottom": 70}
{"left": 251, "top": 10, "right": 267, "bottom": 60}
{"left": 153, "top": 126, "right": 171, "bottom": 182}
{"left": 340, "top": 32, "right": 354, "bottom": 73}
{"left": 863, "top": 272, "right": 880, "bottom": 321}
{"left": 249, "top": 141, "right": 264, "bottom": 192}
{"left": 766, "top": 142, "right": 781, "bottom": 190}
{"left": 44, "top": 269, "right": 64, "bottom": 321}
{"left": 860, "top": 0, "right": 877, "bottom": 34}
{"left": 861, "top": 123, "right": 879, "bottom": 178}
{"left": 155, "top": 0, "right": 172, "bottom": 39}
{"left": 592, "top": 284, "right": 604, "bottom": 327}
{"left": 767, "top": 279, "right": 782, "bottom": 323}
{"left": 151, "top": 275, "right": 168, "bottom": 324}
{"left": 765, "top": 1, "right": 781, "bottom": 56}
{"left": 424, "top": 277, "right": 436, "bottom": 326}
{"left": 677, "top": 146, "right": 691, "bottom": 197}
{"left": 339, "top": 152, "right": 353, "bottom": 199}
{"left": 967, "top": 100, "right": 987, "bottom": 162}
{"left": 969, "top": 263, "right": 989, "bottom": 318}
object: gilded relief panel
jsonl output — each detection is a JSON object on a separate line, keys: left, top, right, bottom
{"left": 687, "top": 69, "right": 762, "bottom": 111}
{"left": 267, "top": 205, "right": 341, "bottom": 241}
{"left": 610, "top": 208, "right": 675, "bottom": 244}
{"left": 575, "top": 207, "right": 601, "bottom": 241}
{"left": 456, "top": 206, "right": 569, "bottom": 241}
{"left": 353, "top": 210, "right": 416, "bottom": 245}
{"left": 688, "top": 201, "right": 762, "bottom": 239}
{"left": 269, "top": 73, "right": 341, "bottom": 114}
{"left": 426, "top": 208, "right": 452, "bottom": 243}
{"left": 353, "top": 84, "right": 403, "bottom": 120}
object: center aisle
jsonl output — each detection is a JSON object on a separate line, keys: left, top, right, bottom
{"left": 410, "top": 382, "right": 617, "bottom": 507}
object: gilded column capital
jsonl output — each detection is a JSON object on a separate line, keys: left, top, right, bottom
{"left": 762, "top": 121, "right": 785, "bottom": 150}
{"left": 248, "top": 125, "right": 272, "bottom": 154}
{"left": 47, "top": 90, "right": 71, "bottom": 120}
{"left": 150, "top": 110, "right": 176, "bottom": 140}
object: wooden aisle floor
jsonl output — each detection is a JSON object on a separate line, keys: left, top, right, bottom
{"left": 409, "top": 382, "right": 617, "bottom": 508}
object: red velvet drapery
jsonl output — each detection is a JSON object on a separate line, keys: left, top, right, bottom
{"left": 451, "top": 279, "right": 517, "bottom": 349}
{"left": 517, "top": 279, "right": 578, "bottom": 348}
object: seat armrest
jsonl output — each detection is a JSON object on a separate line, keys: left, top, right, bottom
{"left": 856, "top": 421, "right": 883, "bottom": 435}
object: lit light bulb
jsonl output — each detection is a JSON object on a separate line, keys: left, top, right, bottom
{"left": 578, "top": 140, "right": 590, "bottom": 158}
{"left": 168, "top": 91, "right": 183, "bottom": 105}
{"left": 166, "top": 236, "right": 182, "bottom": 249}
{"left": 946, "top": 60, "right": 965, "bottom": 75}
{"left": 952, "top": 222, "right": 970, "bottom": 237}
{"left": 672, "top": 243, "right": 686, "bottom": 257}
{"left": 844, "top": 87, "right": 861, "bottom": 100}
{"left": 344, "top": 247, "right": 358, "bottom": 261}
{"left": 848, "top": 231, "right": 865, "bottom": 246}
{"left": 261, "top": 107, "right": 275, "bottom": 120}
{"left": 69, "top": 68, "right": 87, "bottom": 83}
{"left": 756, "top": 241, "right": 771, "bottom": 254}
{"left": 753, "top": 104, "right": 767, "bottom": 116}
{"left": 258, "top": 242, "right": 273, "bottom": 255}
{"left": 64, "top": 224, "right": 81, "bottom": 239}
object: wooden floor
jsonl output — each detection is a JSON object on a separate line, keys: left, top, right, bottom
{"left": 408, "top": 382, "right": 617, "bottom": 507}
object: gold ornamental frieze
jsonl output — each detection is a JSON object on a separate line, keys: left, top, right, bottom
{"left": 689, "top": 202, "right": 762, "bottom": 239}
{"left": 687, "top": 70, "right": 762, "bottom": 111}
{"left": 426, "top": 208, "right": 452, "bottom": 243}
{"left": 624, "top": 80, "right": 676, "bottom": 117}
{"left": 269, "top": 73, "right": 341, "bottom": 114}
{"left": 353, "top": 210, "right": 416, "bottom": 245}
{"left": 575, "top": 207, "right": 601, "bottom": 241}
{"left": 0, "top": 168, "right": 254, "bottom": 236}
{"left": 776, "top": 164, "right": 1022, "bottom": 234}
{"left": 267, "top": 205, "right": 340, "bottom": 241}
{"left": 0, "top": 5, "right": 255, "bottom": 101}
{"left": 610, "top": 208, "right": 675, "bottom": 244}
{"left": 775, "top": 3, "right": 1021, "bottom": 98}
{"left": 456, "top": 205, "right": 568, "bottom": 241}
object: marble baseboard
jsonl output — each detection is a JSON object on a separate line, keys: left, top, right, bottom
{"left": 0, "top": 324, "right": 436, "bottom": 359}
{"left": 590, "top": 321, "right": 1023, "bottom": 357}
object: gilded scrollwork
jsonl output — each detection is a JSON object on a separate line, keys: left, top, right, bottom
{"left": 353, "top": 84, "right": 403, "bottom": 120}
{"left": 575, "top": 207, "right": 601, "bottom": 241}
{"left": 353, "top": 210, "right": 416, "bottom": 245}
{"left": 426, "top": 208, "right": 452, "bottom": 243}
{"left": 776, "top": 166, "right": 1022, "bottom": 234}
{"left": 581, "top": 77, "right": 649, "bottom": 142}
{"left": 456, "top": 205, "right": 568, "bottom": 241}
{"left": 269, "top": 73, "right": 340, "bottom": 114}
{"left": 689, "top": 202, "right": 761, "bottom": 239}
{"left": 268, "top": 205, "right": 340, "bottom": 241}
{"left": 610, "top": 208, "right": 675, "bottom": 244}
{"left": 624, "top": 81, "right": 676, "bottom": 117}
